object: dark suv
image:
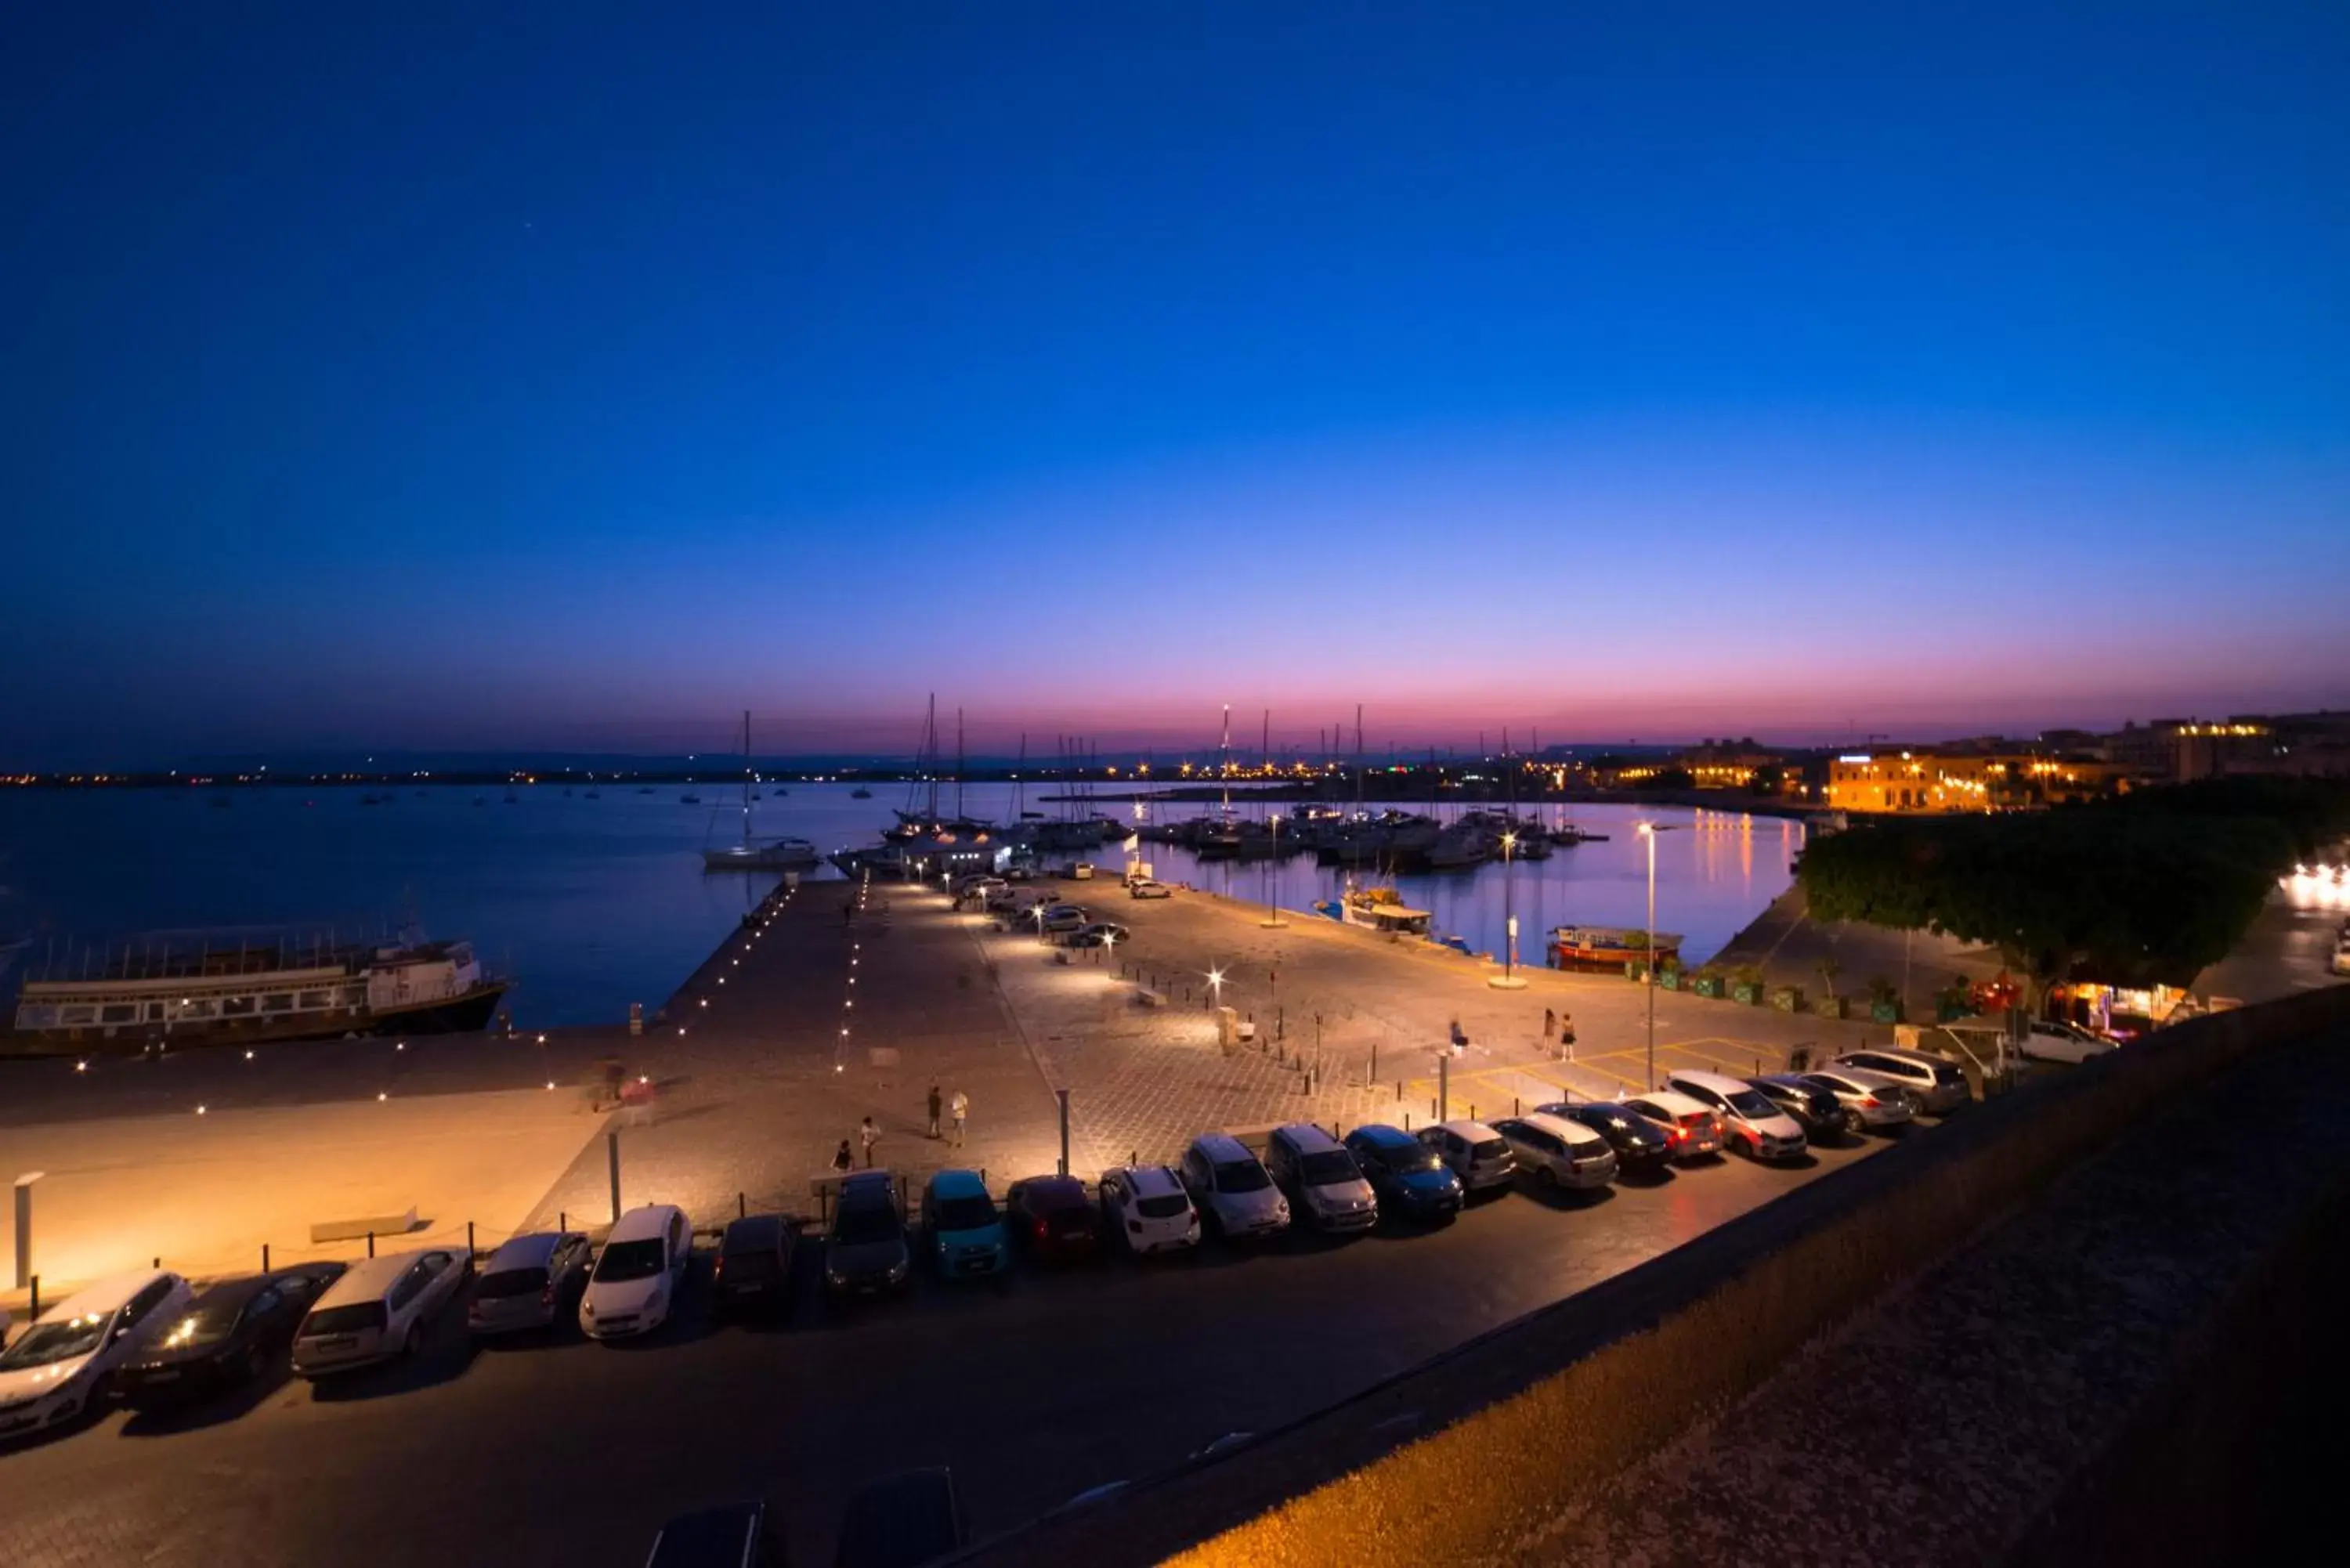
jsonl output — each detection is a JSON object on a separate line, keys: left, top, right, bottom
{"left": 825, "top": 1174, "right": 910, "bottom": 1297}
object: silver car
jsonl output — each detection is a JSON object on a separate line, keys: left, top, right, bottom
{"left": 1416, "top": 1120, "right": 1519, "bottom": 1190}
{"left": 467, "top": 1231, "right": 592, "bottom": 1335}
{"left": 1490, "top": 1113, "right": 1618, "bottom": 1190}
{"left": 1801, "top": 1069, "right": 1916, "bottom": 1133}
{"left": 1833, "top": 1049, "right": 1969, "bottom": 1114}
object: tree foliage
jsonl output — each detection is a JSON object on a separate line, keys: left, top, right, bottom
{"left": 1798, "top": 780, "right": 2348, "bottom": 992}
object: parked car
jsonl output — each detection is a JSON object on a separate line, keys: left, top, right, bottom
{"left": 644, "top": 1501, "right": 785, "bottom": 1568}
{"left": 0, "top": 1269, "right": 193, "bottom": 1437}
{"left": 1833, "top": 1048, "right": 1970, "bottom": 1114}
{"left": 580, "top": 1204, "right": 692, "bottom": 1340}
{"left": 1665, "top": 1070, "right": 1808, "bottom": 1162}
{"left": 1343, "top": 1124, "right": 1463, "bottom": 1220}
{"left": 1098, "top": 1165, "right": 1201, "bottom": 1255}
{"left": 116, "top": 1264, "right": 342, "bottom": 1409}
{"left": 1800, "top": 1068, "right": 1917, "bottom": 1133}
{"left": 836, "top": 1467, "right": 967, "bottom": 1568}
{"left": 922, "top": 1169, "right": 1009, "bottom": 1280}
{"left": 1179, "top": 1134, "right": 1290, "bottom": 1241}
{"left": 710, "top": 1214, "right": 795, "bottom": 1318}
{"left": 1040, "top": 905, "right": 1088, "bottom": 934}
{"left": 1415, "top": 1119, "right": 1518, "bottom": 1191}
{"left": 1126, "top": 880, "right": 1173, "bottom": 899}
{"left": 1744, "top": 1074, "right": 1851, "bottom": 1141}
{"left": 1068, "top": 922, "right": 1130, "bottom": 948}
{"left": 292, "top": 1250, "right": 466, "bottom": 1376}
{"left": 2019, "top": 1021, "right": 2119, "bottom": 1065}
{"left": 825, "top": 1172, "right": 912, "bottom": 1295}
{"left": 1536, "top": 1101, "right": 1676, "bottom": 1176}
{"left": 1491, "top": 1112, "right": 1619, "bottom": 1190}
{"left": 1006, "top": 1175, "right": 1101, "bottom": 1262}
{"left": 1618, "top": 1091, "right": 1725, "bottom": 1160}
{"left": 468, "top": 1231, "right": 591, "bottom": 1336}
{"left": 1264, "top": 1124, "right": 1379, "bottom": 1233}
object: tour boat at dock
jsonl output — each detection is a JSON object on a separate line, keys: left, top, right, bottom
{"left": 1546, "top": 925, "right": 1683, "bottom": 971}
{"left": 1314, "top": 886, "right": 1434, "bottom": 937}
{"left": 6, "top": 931, "right": 508, "bottom": 1056}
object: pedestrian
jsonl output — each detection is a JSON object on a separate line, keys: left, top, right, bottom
{"left": 1558, "top": 1009, "right": 1576, "bottom": 1047}
{"left": 950, "top": 1088, "right": 969, "bottom": 1147}
{"left": 859, "top": 1115, "right": 880, "bottom": 1169}
{"left": 927, "top": 1082, "right": 943, "bottom": 1140}
{"left": 830, "top": 1138, "right": 853, "bottom": 1174}
{"left": 1543, "top": 1006, "right": 1556, "bottom": 1040}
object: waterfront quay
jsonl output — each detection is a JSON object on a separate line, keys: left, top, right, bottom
{"left": 0, "top": 868, "right": 1923, "bottom": 1565}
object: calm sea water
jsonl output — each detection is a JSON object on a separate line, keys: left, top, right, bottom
{"left": 0, "top": 782, "right": 1802, "bottom": 1026}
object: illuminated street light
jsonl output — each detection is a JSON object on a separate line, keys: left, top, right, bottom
{"left": 1636, "top": 822, "right": 1679, "bottom": 1087}
{"left": 1489, "top": 830, "right": 1527, "bottom": 989}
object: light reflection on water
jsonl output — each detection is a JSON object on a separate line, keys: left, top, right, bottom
{"left": 0, "top": 782, "right": 1801, "bottom": 1026}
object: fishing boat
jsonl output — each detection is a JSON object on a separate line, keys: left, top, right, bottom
{"left": 1312, "top": 886, "right": 1434, "bottom": 937}
{"left": 851, "top": 786, "right": 873, "bottom": 799}
{"left": 5, "top": 929, "right": 508, "bottom": 1057}
{"left": 703, "top": 712, "right": 819, "bottom": 872}
{"left": 1546, "top": 925, "right": 1683, "bottom": 972}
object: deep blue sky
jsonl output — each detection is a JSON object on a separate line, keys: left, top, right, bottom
{"left": 5, "top": 2, "right": 2346, "bottom": 766}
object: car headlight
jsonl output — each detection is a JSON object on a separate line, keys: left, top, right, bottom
{"left": 581, "top": 1299, "right": 595, "bottom": 1317}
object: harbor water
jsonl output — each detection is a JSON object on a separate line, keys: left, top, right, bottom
{"left": 0, "top": 782, "right": 1803, "bottom": 1027}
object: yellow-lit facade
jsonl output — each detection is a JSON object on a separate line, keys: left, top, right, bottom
{"left": 1826, "top": 752, "right": 2123, "bottom": 814}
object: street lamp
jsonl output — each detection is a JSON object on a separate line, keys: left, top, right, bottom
{"left": 1262, "top": 813, "right": 1288, "bottom": 927}
{"left": 1206, "top": 966, "right": 1226, "bottom": 1008}
{"left": 1636, "top": 822, "right": 1679, "bottom": 1086}
{"left": 1488, "top": 830, "right": 1527, "bottom": 988}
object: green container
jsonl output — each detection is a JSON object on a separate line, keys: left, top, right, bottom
{"left": 1693, "top": 975, "right": 1726, "bottom": 999}
{"left": 1936, "top": 999, "right": 1974, "bottom": 1024}
{"left": 1813, "top": 995, "right": 1849, "bottom": 1020}
{"left": 1870, "top": 999, "right": 1906, "bottom": 1024}
{"left": 1770, "top": 985, "right": 1804, "bottom": 1013}
{"left": 1731, "top": 981, "right": 1765, "bottom": 1006}
{"left": 1658, "top": 970, "right": 1683, "bottom": 992}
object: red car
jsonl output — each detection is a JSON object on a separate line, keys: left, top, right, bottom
{"left": 1005, "top": 1176, "right": 1100, "bottom": 1262}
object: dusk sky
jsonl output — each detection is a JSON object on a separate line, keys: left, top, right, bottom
{"left": 5, "top": 3, "right": 2347, "bottom": 766}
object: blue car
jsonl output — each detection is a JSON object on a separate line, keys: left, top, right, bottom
{"left": 921, "top": 1169, "right": 1009, "bottom": 1279}
{"left": 1343, "top": 1124, "right": 1463, "bottom": 1222}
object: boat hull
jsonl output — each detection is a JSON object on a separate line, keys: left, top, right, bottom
{"left": 2, "top": 984, "right": 510, "bottom": 1058}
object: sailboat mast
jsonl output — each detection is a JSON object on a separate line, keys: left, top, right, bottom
{"left": 1220, "top": 705, "right": 1231, "bottom": 819}
{"left": 926, "top": 693, "right": 939, "bottom": 822}
{"left": 740, "top": 710, "right": 753, "bottom": 848}
{"left": 956, "top": 708, "right": 965, "bottom": 824}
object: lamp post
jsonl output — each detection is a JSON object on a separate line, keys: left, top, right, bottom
{"left": 1488, "top": 830, "right": 1527, "bottom": 988}
{"left": 1636, "top": 822, "right": 1679, "bottom": 1086}
{"left": 1262, "top": 813, "right": 1288, "bottom": 927}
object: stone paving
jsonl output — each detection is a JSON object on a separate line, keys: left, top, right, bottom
{"left": 974, "top": 880, "right": 1885, "bottom": 1174}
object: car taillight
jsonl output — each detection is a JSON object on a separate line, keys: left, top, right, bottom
{"left": 1860, "top": 1096, "right": 1879, "bottom": 1107}
{"left": 1034, "top": 1219, "right": 1049, "bottom": 1238}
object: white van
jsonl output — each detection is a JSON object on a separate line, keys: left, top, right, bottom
{"left": 580, "top": 1204, "right": 692, "bottom": 1340}
{"left": 291, "top": 1250, "right": 466, "bottom": 1377}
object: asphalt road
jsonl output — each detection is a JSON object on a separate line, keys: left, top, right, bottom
{"left": 0, "top": 1125, "right": 1898, "bottom": 1568}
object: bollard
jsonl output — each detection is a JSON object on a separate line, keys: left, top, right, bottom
{"left": 1057, "top": 1087, "right": 1072, "bottom": 1178}
{"left": 262, "top": 1243, "right": 270, "bottom": 1274}
{"left": 27, "top": 1275, "right": 37, "bottom": 1319}
{"left": 608, "top": 1129, "right": 622, "bottom": 1223}
{"left": 367, "top": 1230, "right": 376, "bottom": 1259}
{"left": 1403, "top": 1114, "right": 1411, "bottom": 1132}
{"left": 1370, "top": 1042, "right": 1378, "bottom": 1082}
{"left": 1469, "top": 1104, "right": 1476, "bottom": 1122}
{"left": 738, "top": 1191, "right": 747, "bottom": 1219}
{"left": 1514, "top": 1097, "right": 1520, "bottom": 1116}
{"left": 559, "top": 1210, "right": 567, "bottom": 1233}
{"left": 467, "top": 1220, "right": 475, "bottom": 1260}
{"left": 1395, "top": 1080, "right": 1403, "bottom": 1100}
{"left": 154, "top": 1255, "right": 161, "bottom": 1269}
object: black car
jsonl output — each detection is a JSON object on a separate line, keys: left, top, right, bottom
{"left": 114, "top": 1263, "right": 345, "bottom": 1408}
{"left": 645, "top": 1501, "right": 785, "bottom": 1567}
{"left": 712, "top": 1213, "right": 795, "bottom": 1317}
{"left": 1540, "top": 1102, "right": 1675, "bottom": 1175}
{"left": 1746, "top": 1073, "right": 1849, "bottom": 1140}
{"left": 837, "top": 1467, "right": 966, "bottom": 1568}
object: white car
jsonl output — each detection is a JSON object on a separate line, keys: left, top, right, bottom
{"left": 1618, "top": 1090, "right": 1726, "bottom": 1159}
{"left": 1126, "top": 880, "right": 1172, "bottom": 900}
{"left": 1832, "top": 1049, "right": 1969, "bottom": 1114}
{"left": 2018, "top": 1021, "right": 2118, "bottom": 1065}
{"left": 0, "top": 1270, "right": 191, "bottom": 1440}
{"left": 1098, "top": 1165, "right": 1201, "bottom": 1254}
{"left": 580, "top": 1203, "right": 692, "bottom": 1340}
{"left": 1490, "top": 1112, "right": 1618, "bottom": 1190}
{"left": 1040, "top": 905, "right": 1088, "bottom": 935}
{"left": 1264, "top": 1124, "right": 1380, "bottom": 1231}
{"left": 1179, "top": 1135, "right": 1290, "bottom": 1241}
{"left": 1416, "top": 1120, "right": 1519, "bottom": 1190}
{"left": 1800, "top": 1068, "right": 1916, "bottom": 1133}
{"left": 1665, "top": 1070, "right": 1809, "bottom": 1162}
{"left": 291, "top": 1250, "right": 466, "bottom": 1377}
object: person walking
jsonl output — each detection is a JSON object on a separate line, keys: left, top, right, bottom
{"left": 1543, "top": 1006, "right": 1556, "bottom": 1041}
{"left": 927, "top": 1082, "right": 943, "bottom": 1140}
{"left": 830, "top": 1138, "right": 854, "bottom": 1174}
{"left": 859, "top": 1115, "right": 880, "bottom": 1169}
{"left": 949, "top": 1088, "right": 969, "bottom": 1148}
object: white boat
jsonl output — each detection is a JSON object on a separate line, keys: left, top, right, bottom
{"left": 1314, "top": 886, "right": 1433, "bottom": 937}
{"left": 703, "top": 712, "right": 820, "bottom": 873}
